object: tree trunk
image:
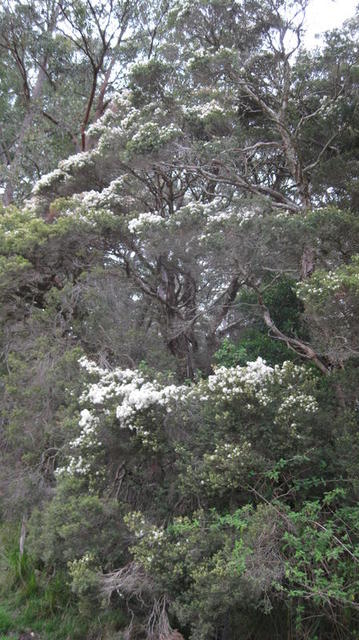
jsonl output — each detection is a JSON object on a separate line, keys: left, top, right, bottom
{"left": 19, "top": 515, "right": 27, "bottom": 558}
{"left": 2, "top": 5, "right": 60, "bottom": 205}
{"left": 3, "top": 66, "right": 47, "bottom": 205}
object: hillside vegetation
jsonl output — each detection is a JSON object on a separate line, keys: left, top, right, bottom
{"left": 0, "top": 1, "right": 359, "bottom": 638}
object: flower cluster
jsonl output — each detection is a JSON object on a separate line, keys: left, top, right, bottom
{"left": 127, "top": 122, "right": 181, "bottom": 155}
{"left": 127, "top": 197, "right": 260, "bottom": 236}
{"left": 68, "top": 552, "right": 99, "bottom": 596}
{"left": 70, "top": 409, "right": 100, "bottom": 448}
{"left": 297, "top": 271, "right": 342, "bottom": 300}
{"left": 57, "top": 357, "right": 319, "bottom": 478}
{"left": 202, "top": 441, "right": 253, "bottom": 468}
{"left": 32, "top": 168, "right": 67, "bottom": 194}
{"left": 275, "top": 393, "right": 318, "bottom": 435}
{"left": 207, "top": 205, "right": 258, "bottom": 226}
{"left": 130, "top": 514, "right": 164, "bottom": 544}
{"left": 32, "top": 150, "right": 96, "bottom": 195}
{"left": 182, "top": 100, "right": 225, "bottom": 120}
{"left": 205, "top": 357, "right": 274, "bottom": 405}
{"left": 194, "top": 441, "right": 255, "bottom": 491}
{"left": 296, "top": 261, "right": 359, "bottom": 354}
{"left": 115, "top": 379, "right": 183, "bottom": 428}
{"left": 72, "top": 177, "right": 127, "bottom": 211}
{"left": 55, "top": 409, "right": 101, "bottom": 477}
{"left": 58, "top": 152, "right": 93, "bottom": 173}
{"left": 79, "top": 357, "right": 189, "bottom": 433}
{"left": 57, "top": 455, "right": 92, "bottom": 477}
{"left": 128, "top": 212, "right": 165, "bottom": 233}
{"left": 276, "top": 393, "right": 318, "bottom": 416}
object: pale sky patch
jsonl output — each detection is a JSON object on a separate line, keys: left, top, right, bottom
{"left": 304, "top": 0, "right": 358, "bottom": 47}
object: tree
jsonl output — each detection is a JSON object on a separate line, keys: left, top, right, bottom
{"left": 0, "top": 0, "right": 142, "bottom": 204}
{"left": 0, "top": 1, "right": 359, "bottom": 639}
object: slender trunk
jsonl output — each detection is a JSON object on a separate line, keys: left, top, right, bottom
{"left": 279, "top": 124, "right": 310, "bottom": 209}
{"left": 2, "top": 5, "right": 59, "bottom": 205}
{"left": 158, "top": 260, "right": 198, "bottom": 378}
{"left": 86, "top": 59, "right": 116, "bottom": 150}
{"left": 93, "top": 59, "right": 116, "bottom": 122}
{"left": 239, "top": 66, "right": 311, "bottom": 210}
{"left": 278, "top": 60, "right": 311, "bottom": 210}
{"left": 3, "top": 65, "right": 47, "bottom": 206}
{"left": 205, "top": 276, "right": 240, "bottom": 358}
{"left": 301, "top": 245, "right": 315, "bottom": 279}
{"left": 261, "top": 303, "right": 329, "bottom": 375}
{"left": 81, "top": 70, "right": 98, "bottom": 151}
{"left": 19, "top": 515, "right": 27, "bottom": 558}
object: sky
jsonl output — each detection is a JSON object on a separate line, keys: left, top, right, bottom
{"left": 304, "top": 0, "right": 358, "bottom": 47}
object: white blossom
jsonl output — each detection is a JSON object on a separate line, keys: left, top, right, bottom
{"left": 57, "top": 357, "right": 318, "bottom": 477}
{"left": 128, "top": 212, "right": 165, "bottom": 233}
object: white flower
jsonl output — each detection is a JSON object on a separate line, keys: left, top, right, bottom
{"left": 128, "top": 212, "right": 165, "bottom": 233}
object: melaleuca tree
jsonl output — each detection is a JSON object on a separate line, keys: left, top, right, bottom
{"left": 164, "top": 0, "right": 357, "bottom": 209}
{"left": 22, "top": 0, "right": 358, "bottom": 376}
{"left": 0, "top": 0, "right": 147, "bottom": 205}
{"left": 25, "top": 355, "right": 359, "bottom": 638}
{"left": 0, "top": 2, "right": 358, "bottom": 639}
{"left": 293, "top": 18, "right": 359, "bottom": 211}
{"left": 0, "top": 0, "right": 63, "bottom": 204}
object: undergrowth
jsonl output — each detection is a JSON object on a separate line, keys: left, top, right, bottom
{"left": 0, "top": 526, "right": 127, "bottom": 639}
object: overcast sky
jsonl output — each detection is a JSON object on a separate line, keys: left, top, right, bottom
{"left": 304, "top": 0, "right": 358, "bottom": 47}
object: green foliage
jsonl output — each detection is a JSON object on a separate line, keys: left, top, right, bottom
{"left": 0, "top": 528, "right": 127, "bottom": 639}
{"left": 130, "top": 59, "right": 172, "bottom": 107}
{"left": 297, "top": 254, "right": 359, "bottom": 364}
{"left": 0, "top": 2, "right": 359, "bottom": 639}
{"left": 215, "top": 277, "right": 307, "bottom": 367}
{"left": 28, "top": 486, "right": 126, "bottom": 568}
{"left": 214, "top": 332, "right": 298, "bottom": 367}
{"left": 126, "top": 499, "right": 359, "bottom": 638}
{"left": 281, "top": 500, "right": 359, "bottom": 634}
{"left": 0, "top": 607, "right": 14, "bottom": 634}
{"left": 126, "top": 122, "right": 181, "bottom": 157}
